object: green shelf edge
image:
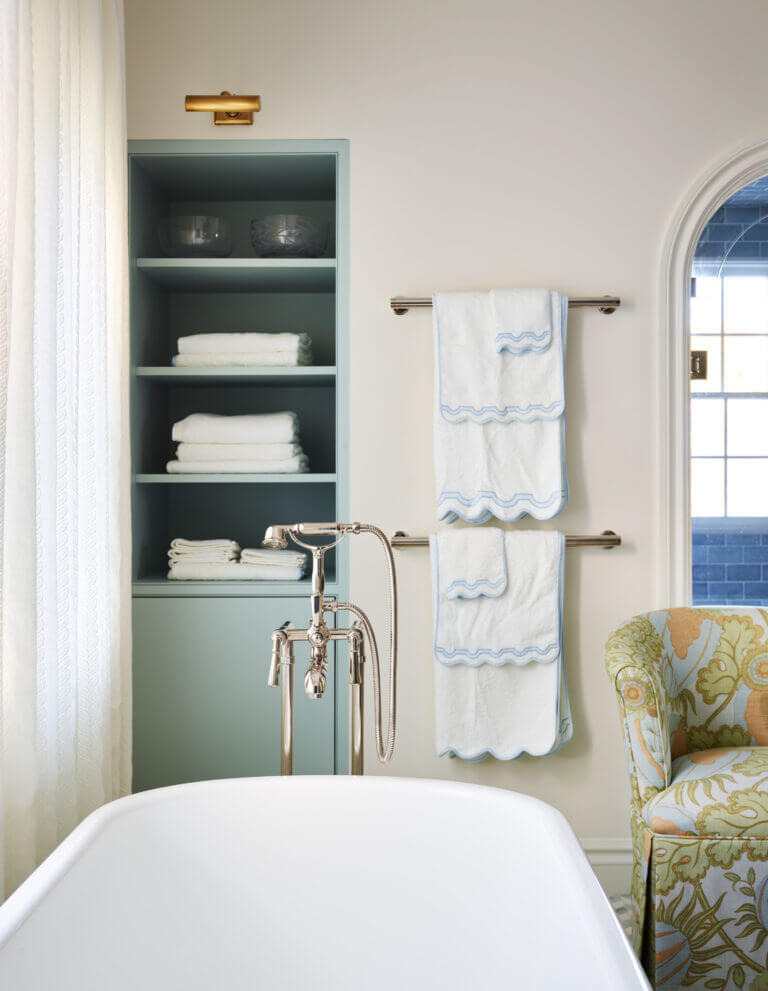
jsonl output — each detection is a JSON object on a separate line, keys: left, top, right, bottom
{"left": 132, "top": 577, "right": 339, "bottom": 598}
{"left": 135, "top": 473, "right": 336, "bottom": 484}
{"left": 135, "top": 366, "right": 336, "bottom": 385}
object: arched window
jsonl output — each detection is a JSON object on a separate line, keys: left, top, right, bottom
{"left": 690, "top": 179, "right": 768, "bottom": 605}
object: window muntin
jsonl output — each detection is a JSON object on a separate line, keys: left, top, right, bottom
{"left": 691, "top": 271, "right": 768, "bottom": 518}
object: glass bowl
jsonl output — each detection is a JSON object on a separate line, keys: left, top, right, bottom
{"left": 158, "top": 216, "right": 233, "bottom": 257}
{"left": 249, "top": 214, "right": 329, "bottom": 258}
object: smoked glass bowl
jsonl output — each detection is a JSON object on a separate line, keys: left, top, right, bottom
{"left": 158, "top": 216, "right": 233, "bottom": 257}
{"left": 249, "top": 214, "right": 329, "bottom": 258}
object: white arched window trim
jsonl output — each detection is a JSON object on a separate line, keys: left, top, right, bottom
{"left": 658, "top": 137, "right": 768, "bottom": 606}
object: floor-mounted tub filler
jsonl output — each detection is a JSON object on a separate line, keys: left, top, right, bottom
{"left": 0, "top": 777, "right": 648, "bottom": 989}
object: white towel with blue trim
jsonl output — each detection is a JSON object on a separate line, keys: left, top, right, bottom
{"left": 490, "top": 289, "right": 554, "bottom": 355}
{"left": 435, "top": 291, "right": 565, "bottom": 423}
{"left": 431, "top": 529, "right": 571, "bottom": 760}
{"left": 433, "top": 290, "right": 568, "bottom": 523}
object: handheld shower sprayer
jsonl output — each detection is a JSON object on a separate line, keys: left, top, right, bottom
{"left": 264, "top": 522, "right": 398, "bottom": 775}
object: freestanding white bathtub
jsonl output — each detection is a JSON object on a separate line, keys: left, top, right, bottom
{"left": 0, "top": 776, "right": 648, "bottom": 989}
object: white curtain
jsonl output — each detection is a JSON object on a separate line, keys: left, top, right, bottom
{"left": 0, "top": 0, "right": 131, "bottom": 897}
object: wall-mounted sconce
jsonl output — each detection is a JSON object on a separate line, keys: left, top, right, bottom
{"left": 184, "top": 91, "right": 261, "bottom": 126}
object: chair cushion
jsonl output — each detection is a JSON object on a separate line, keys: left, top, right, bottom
{"left": 642, "top": 746, "right": 768, "bottom": 837}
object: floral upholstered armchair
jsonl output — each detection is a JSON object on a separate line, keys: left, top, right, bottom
{"left": 606, "top": 608, "right": 768, "bottom": 990}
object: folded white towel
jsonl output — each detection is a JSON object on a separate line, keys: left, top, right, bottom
{"left": 169, "top": 538, "right": 240, "bottom": 551}
{"left": 168, "top": 562, "right": 305, "bottom": 581}
{"left": 168, "top": 553, "right": 238, "bottom": 565}
{"left": 177, "top": 332, "right": 312, "bottom": 354}
{"left": 167, "top": 537, "right": 241, "bottom": 565}
{"left": 489, "top": 289, "right": 555, "bottom": 354}
{"left": 171, "top": 412, "right": 298, "bottom": 444}
{"left": 433, "top": 291, "right": 566, "bottom": 424}
{"left": 240, "top": 547, "right": 307, "bottom": 568}
{"left": 166, "top": 455, "right": 308, "bottom": 474}
{"left": 433, "top": 290, "right": 568, "bottom": 523}
{"left": 173, "top": 351, "right": 312, "bottom": 367}
{"left": 176, "top": 442, "right": 301, "bottom": 462}
{"left": 435, "top": 416, "right": 567, "bottom": 523}
{"left": 433, "top": 529, "right": 561, "bottom": 666}
{"left": 431, "top": 529, "right": 571, "bottom": 760}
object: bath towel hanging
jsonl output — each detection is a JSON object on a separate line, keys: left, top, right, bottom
{"left": 433, "top": 290, "right": 568, "bottom": 524}
{"left": 431, "top": 528, "right": 571, "bottom": 760}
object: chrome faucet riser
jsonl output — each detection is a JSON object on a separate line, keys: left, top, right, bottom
{"left": 264, "top": 522, "right": 398, "bottom": 776}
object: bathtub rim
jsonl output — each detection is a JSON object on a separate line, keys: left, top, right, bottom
{"left": 0, "top": 774, "right": 644, "bottom": 985}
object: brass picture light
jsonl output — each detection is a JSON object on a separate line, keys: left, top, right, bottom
{"left": 184, "top": 91, "right": 261, "bottom": 126}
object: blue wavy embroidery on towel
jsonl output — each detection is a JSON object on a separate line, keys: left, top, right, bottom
{"left": 445, "top": 576, "right": 506, "bottom": 599}
{"left": 495, "top": 330, "right": 551, "bottom": 343}
{"left": 438, "top": 489, "right": 564, "bottom": 508}
{"left": 435, "top": 643, "right": 560, "bottom": 667}
{"left": 439, "top": 398, "right": 564, "bottom": 423}
{"left": 495, "top": 341, "right": 552, "bottom": 355}
{"left": 494, "top": 330, "right": 552, "bottom": 356}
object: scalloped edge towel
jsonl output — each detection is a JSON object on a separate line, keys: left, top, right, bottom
{"left": 432, "top": 529, "right": 562, "bottom": 666}
{"left": 433, "top": 290, "right": 568, "bottom": 524}
{"left": 435, "top": 415, "right": 567, "bottom": 524}
{"left": 437, "top": 526, "right": 507, "bottom": 601}
{"left": 433, "top": 291, "right": 566, "bottom": 424}
{"left": 490, "top": 289, "right": 554, "bottom": 354}
{"left": 431, "top": 529, "right": 571, "bottom": 760}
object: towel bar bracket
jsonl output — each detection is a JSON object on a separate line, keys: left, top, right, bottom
{"left": 390, "top": 529, "right": 621, "bottom": 550}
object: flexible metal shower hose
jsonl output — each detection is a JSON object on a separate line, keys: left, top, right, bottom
{"left": 329, "top": 523, "right": 397, "bottom": 763}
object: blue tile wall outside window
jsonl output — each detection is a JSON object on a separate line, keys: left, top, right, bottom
{"left": 691, "top": 181, "right": 768, "bottom": 605}
{"left": 692, "top": 525, "right": 768, "bottom": 604}
{"left": 695, "top": 205, "right": 768, "bottom": 260}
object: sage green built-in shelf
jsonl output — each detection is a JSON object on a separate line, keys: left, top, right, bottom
{"left": 136, "top": 366, "right": 336, "bottom": 386}
{"left": 129, "top": 139, "right": 349, "bottom": 786}
{"left": 135, "top": 258, "right": 335, "bottom": 292}
{"left": 135, "top": 473, "right": 337, "bottom": 484}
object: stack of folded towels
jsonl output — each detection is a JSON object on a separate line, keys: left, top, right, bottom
{"left": 166, "top": 411, "right": 309, "bottom": 474}
{"left": 172, "top": 332, "right": 313, "bottom": 367}
{"left": 167, "top": 539, "right": 307, "bottom": 581}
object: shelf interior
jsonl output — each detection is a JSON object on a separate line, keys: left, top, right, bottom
{"left": 133, "top": 481, "right": 337, "bottom": 583}
{"left": 135, "top": 259, "right": 336, "bottom": 293}
{"left": 129, "top": 148, "right": 342, "bottom": 588}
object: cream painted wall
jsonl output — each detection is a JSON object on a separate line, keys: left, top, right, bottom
{"left": 125, "top": 0, "right": 768, "bottom": 844}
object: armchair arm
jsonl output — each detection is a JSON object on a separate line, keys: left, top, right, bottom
{"left": 606, "top": 617, "right": 672, "bottom": 809}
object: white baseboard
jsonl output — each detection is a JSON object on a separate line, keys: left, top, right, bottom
{"left": 581, "top": 838, "right": 633, "bottom": 897}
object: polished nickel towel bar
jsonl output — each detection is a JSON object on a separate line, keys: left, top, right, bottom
{"left": 391, "top": 530, "right": 621, "bottom": 549}
{"left": 390, "top": 295, "right": 621, "bottom": 315}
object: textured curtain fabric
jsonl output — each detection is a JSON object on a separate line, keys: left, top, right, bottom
{"left": 0, "top": 0, "right": 131, "bottom": 897}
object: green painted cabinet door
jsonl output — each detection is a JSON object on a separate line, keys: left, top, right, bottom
{"left": 132, "top": 597, "right": 334, "bottom": 791}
